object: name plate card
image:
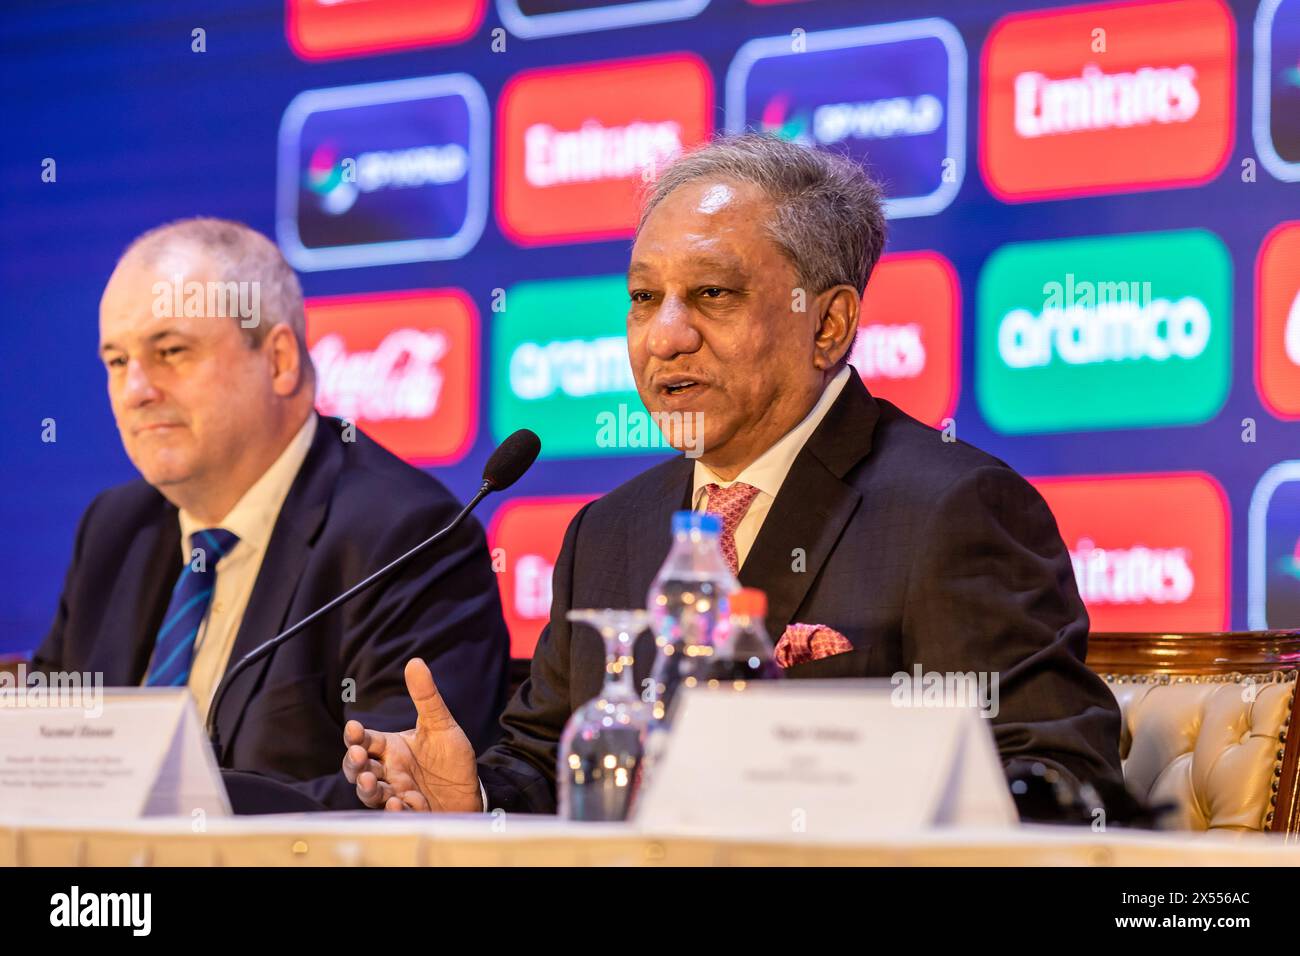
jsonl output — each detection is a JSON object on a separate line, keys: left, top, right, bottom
{"left": 0, "top": 685, "right": 229, "bottom": 820}
{"left": 634, "top": 681, "right": 1018, "bottom": 838}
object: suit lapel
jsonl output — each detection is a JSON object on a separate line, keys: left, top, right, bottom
{"left": 739, "top": 370, "right": 879, "bottom": 638}
{"left": 91, "top": 501, "right": 181, "bottom": 685}
{"left": 624, "top": 458, "right": 694, "bottom": 595}
{"left": 211, "top": 418, "right": 341, "bottom": 755}
{"left": 626, "top": 458, "right": 694, "bottom": 686}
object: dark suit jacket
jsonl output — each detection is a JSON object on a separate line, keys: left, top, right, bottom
{"left": 478, "top": 370, "right": 1123, "bottom": 813}
{"left": 34, "top": 417, "right": 510, "bottom": 809}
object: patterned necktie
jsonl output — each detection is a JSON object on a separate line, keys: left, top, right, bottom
{"left": 705, "top": 482, "right": 761, "bottom": 575}
{"left": 146, "top": 528, "right": 240, "bottom": 687}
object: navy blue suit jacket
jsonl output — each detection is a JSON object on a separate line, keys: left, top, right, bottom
{"left": 34, "top": 417, "right": 510, "bottom": 809}
{"left": 478, "top": 369, "right": 1123, "bottom": 812}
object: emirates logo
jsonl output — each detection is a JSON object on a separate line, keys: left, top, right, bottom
{"left": 1285, "top": 289, "right": 1300, "bottom": 367}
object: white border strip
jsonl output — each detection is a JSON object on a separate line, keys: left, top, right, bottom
{"left": 276, "top": 74, "right": 490, "bottom": 272}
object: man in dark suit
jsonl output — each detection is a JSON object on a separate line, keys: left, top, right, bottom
{"left": 35, "top": 218, "right": 509, "bottom": 810}
{"left": 341, "top": 134, "right": 1123, "bottom": 816}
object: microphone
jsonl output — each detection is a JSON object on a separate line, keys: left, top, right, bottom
{"left": 481, "top": 427, "right": 541, "bottom": 492}
{"left": 206, "top": 428, "right": 541, "bottom": 758}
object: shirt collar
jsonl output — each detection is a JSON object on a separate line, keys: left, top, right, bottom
{"left": 692, "top": 365, "right": 851, "bottom": 503}
{"left": 179, "top": 412, "right": 318, "bottom": 561}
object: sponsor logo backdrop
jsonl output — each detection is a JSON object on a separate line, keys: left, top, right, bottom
{"left": 4, "top": 0, "right": 1296, "bottom": 650}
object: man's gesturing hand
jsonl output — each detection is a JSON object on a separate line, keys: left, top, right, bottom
{"left": 341, "top": 658, "right": 482, "bottom": 813}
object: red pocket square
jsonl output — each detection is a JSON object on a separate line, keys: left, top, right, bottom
{"left": 773, "top": 623, "right": 854, "bottom": 669}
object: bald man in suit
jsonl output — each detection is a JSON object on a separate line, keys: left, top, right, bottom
{"left": 36, "top": 218, "right": 510, "bottom": 809}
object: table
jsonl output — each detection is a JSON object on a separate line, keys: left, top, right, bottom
{"left": 3, "top": 815, "right": 1299, "bottom": 866}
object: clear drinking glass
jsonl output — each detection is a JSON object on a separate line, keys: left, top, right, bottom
{"left": 557, "top": 609, "right": 652, "bottom": 822}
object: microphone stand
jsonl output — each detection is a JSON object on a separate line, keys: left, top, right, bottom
{"left": 206, "top": 479, "right": 492, "bottom": 763}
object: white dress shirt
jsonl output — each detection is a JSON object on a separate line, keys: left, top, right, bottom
{"left": 168, "top": 413, "right": 318, "bottom": 723}
{"left": 691, "top": 366, "right": 850, "bottom": 571}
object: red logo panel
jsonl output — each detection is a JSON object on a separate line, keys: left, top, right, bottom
{"left": 1256, "top": 221, "right": 1300, "bottom": 419}
{"left": 489, "top": 496, "right": 596, "bottom": 658}
{"left": 496, "top": 54, "right": 714, "bottom": 245}
{"left": 286, "top": 0, "right": 485, "bottom": 60}
{"left": 305, "top": 289, "right": 477, "bottom": 466}
{"left": 851, "top": 251, "right": 960, "bottom": 426}
{"left": 980, "top": 0, "right": 1235, "bottom": 201}
{"left": 1031, "top": 472, "right": 1229, "bottom": 631}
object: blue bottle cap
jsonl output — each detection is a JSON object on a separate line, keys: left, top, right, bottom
{"left": 672, "top": 510, "right": 721, "bottom": 536}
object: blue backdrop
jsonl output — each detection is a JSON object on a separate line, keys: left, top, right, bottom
{"left": 2, "top": 0, "right": 1295, "bottom": 653}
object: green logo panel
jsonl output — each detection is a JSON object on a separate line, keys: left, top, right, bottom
{"left": 976, "top": 229, "right": 1232, "bottom": 434}
{"left": 491, "top": 274, "right": 657, "bottom": 459}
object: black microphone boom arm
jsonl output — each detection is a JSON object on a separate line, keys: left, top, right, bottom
{"left": 204, "top": 428, "right": 539, "bottom": 763}
{"left": 205, "top": 480, "right": 489, "bottom": 753}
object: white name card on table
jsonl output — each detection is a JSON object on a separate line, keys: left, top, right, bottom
{"left": 0, "top": 688, "right": 229, "bottom": 820}
{"left": 634, "top": 680, "right": 1018, "bottom": 838}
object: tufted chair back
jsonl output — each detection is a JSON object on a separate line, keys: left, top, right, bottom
{"left": 1089, "top": 632, "right": 1300, "bottom": 837}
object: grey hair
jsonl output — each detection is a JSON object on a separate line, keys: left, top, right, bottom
{"left": 637, "top": 132, "right": 887, "bottom": 296}
{"left": 120, "top": 217, "right": 311, "bottom": 370}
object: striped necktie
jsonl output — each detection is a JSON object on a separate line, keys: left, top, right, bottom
{"left": 145, "top": 528, "right": 240, "bottom": 687}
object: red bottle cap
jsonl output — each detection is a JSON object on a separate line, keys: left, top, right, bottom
{"left": 729, "top": 587, "right": 767, "bottom": 618}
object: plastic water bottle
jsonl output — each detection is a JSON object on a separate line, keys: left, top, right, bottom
{"left": 702, "top": 586, "right": 784, "bottom": 685}
{"left": 645, "top": 511, "right": 739, "bottom": 718}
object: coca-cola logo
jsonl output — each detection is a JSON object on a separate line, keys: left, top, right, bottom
{"left": 312, "top": 328, "right": 449, "bottom": 422}
{"left": 305, "top": 289, "right": 478, "bottom": 465}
